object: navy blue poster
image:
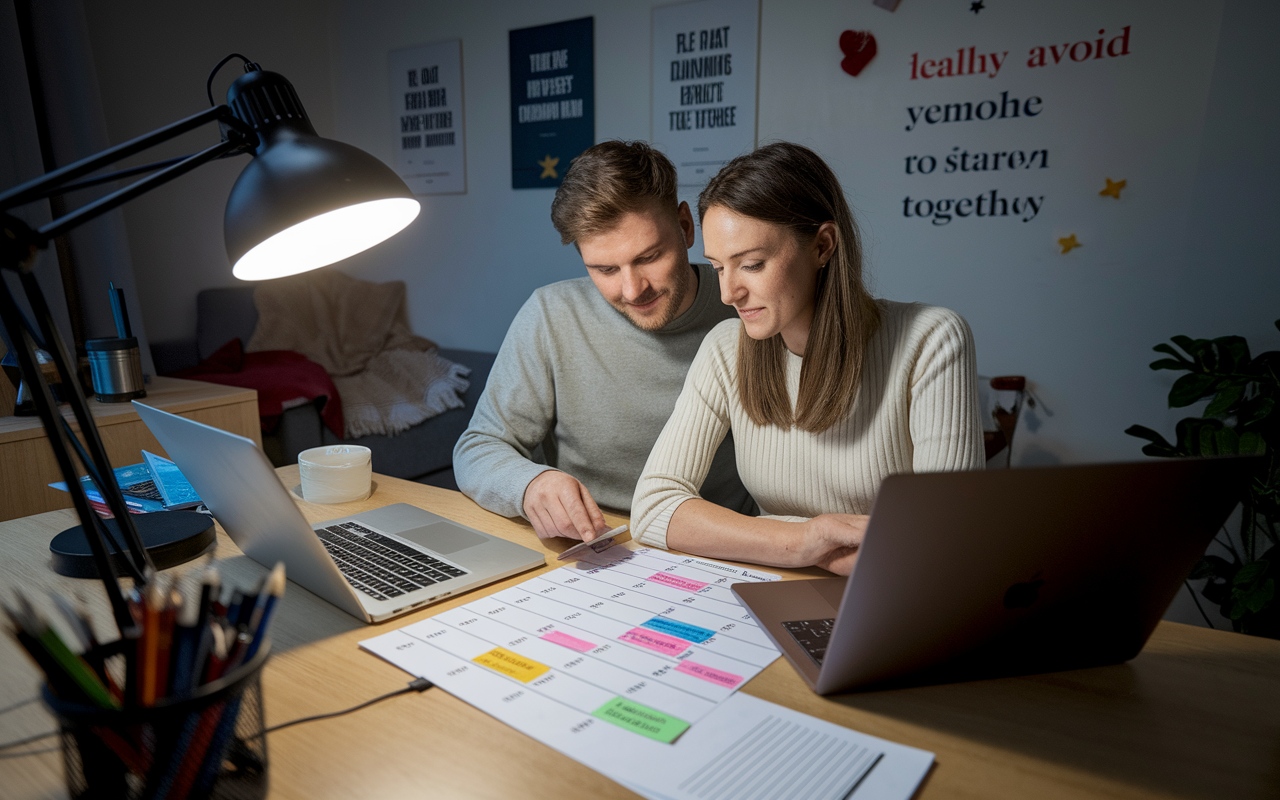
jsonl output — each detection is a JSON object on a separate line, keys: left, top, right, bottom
{"left": 509, "top": 16, "right": 594, "bottom": 189}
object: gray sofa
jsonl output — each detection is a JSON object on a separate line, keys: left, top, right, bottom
{"left": 149, "top": 286, "right": 495, "bottom": 491}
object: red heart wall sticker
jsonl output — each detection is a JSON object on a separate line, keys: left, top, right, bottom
{"left": 840, "top": 30, "right": 877, "bottom": 77}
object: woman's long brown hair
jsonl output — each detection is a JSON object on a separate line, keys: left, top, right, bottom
{"left": 698, "top": 142, "right": 880, "bottom": 433}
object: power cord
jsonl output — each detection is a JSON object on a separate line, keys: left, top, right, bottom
{"left": 0, "top": 677, "right": 435, "bottom": 755}
{"left": 205, "top": 53, "right": 261, "bottom": 106}
{"left": 255, "top": 677, "right": 434, "bottom": 737}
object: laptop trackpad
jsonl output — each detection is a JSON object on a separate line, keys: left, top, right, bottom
{"left": 403, "top": 521, "right": 489, "bottom": 554}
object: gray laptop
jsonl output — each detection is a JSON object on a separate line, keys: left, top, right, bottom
{"left": 133, "top": 401, "right": 545, "bottom": 623}
{"left": 733, "top": 458, "right": 1250, "bottom": 694}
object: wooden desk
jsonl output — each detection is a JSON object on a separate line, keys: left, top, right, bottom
{"left": 1, "top": 468, "right": 1278, "bottom": 800}
{"left": 0, "top": 376, "right": 260, "bottom": 521}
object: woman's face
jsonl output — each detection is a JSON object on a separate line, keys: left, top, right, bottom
{"left": 701, "top": 205, "right": 836, "bottom": 356}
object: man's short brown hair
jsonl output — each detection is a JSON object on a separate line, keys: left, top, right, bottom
{"left": 550, "top": 140, "right": 679, "bottom": 245}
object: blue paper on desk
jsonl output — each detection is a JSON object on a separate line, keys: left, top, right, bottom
{"left": 48, "top": 455, "right": 201, "bottom": 511}
{"left": 141, "top": 450, "right": 202, "bottom": 509}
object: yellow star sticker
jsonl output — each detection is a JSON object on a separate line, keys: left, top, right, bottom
{"left": 1058, "top": 234, "right": 1082, "bottom": 254}
{"left": 538, "top": 155, "right": 560, "bottom": 179}
{"left": 1099, "top": 178, "right": 1126, "bottom": 199}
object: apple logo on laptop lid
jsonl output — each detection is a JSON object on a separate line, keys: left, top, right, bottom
{"left": 1003, "top": 571, "right": 1046, "bottom": 610}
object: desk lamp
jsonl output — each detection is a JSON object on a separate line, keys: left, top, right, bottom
{"left": 0, "top": 55, "right": 419, "bottom": 636}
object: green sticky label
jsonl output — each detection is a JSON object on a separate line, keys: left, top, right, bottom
{"left": 591, "top": 697, "right": 690, "bottom": 743}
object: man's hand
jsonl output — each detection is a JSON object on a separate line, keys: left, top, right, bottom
{"left": 802, "top": 513, "right": 869, "bottom": 575}
{"left": 522, "top": 471, "right": 610, "bottom": 541}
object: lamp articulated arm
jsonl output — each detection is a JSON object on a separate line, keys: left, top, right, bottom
{"left": 0, "top": 105, "right": 256, "bottom": 637}
{"left": 1, "top": 57, "right": 418, "bottom": 640}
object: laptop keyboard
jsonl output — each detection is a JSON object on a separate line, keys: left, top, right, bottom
{"left": 122, "top": 480, "right": 163, "bottom": 502}
{"left": 315, "top": 521, "right": 469, "bottom": 602}
{"left": 782, "top": 618, "right": 836, "bottom": 666}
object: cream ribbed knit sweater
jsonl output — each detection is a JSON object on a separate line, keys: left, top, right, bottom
{"left": 631, "top": 300, "right": 985, "bottom": 549}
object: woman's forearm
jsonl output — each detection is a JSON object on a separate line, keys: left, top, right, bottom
{"left": 666, "top": 498, "right": 812, "bottom": 568}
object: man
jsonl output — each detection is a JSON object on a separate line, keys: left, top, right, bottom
{"left": 454, "top": 140, "right": 754, "bottom": 541}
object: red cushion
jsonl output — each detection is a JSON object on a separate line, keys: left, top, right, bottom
{"left": 168, "top": 339, "right": 344, "bottom": 437}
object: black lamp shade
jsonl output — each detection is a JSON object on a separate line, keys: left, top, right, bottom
{"left": 222, "top": 68, "right": 419, "bottom": 280}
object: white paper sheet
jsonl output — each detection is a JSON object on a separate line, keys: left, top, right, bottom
{"left": 360, "top": 547, "right": 933, "bottom": 799}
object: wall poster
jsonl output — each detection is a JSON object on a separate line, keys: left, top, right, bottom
{"left": 652, "top": 0, "right": 759, "bottom": 188}
{"left": 388, "top": 40, "right": 466, "bottom": 195}
{"left": 509, "top": 17, "right": 595, "bottom": 189}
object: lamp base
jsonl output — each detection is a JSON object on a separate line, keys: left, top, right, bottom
{"left": 50, "top": 511, "right": 216, "bottom": 578}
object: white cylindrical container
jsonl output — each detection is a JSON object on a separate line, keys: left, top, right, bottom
{"left": 298, "top": 445, "right": 373, "bottom": 503}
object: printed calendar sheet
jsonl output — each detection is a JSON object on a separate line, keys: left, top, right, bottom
{"left": 361, "top": 546, "right": 934, "bottom": 800}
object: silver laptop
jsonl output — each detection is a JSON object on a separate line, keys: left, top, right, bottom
{"left": 733, "top": 458, "right": 1250, "bottom": 694}
{"left": 133, "top": 401, "right": 545, "bottom": 623}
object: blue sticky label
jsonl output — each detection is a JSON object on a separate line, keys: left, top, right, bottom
{"left": 640, "top": 617, "right": 714, "bottom": 644}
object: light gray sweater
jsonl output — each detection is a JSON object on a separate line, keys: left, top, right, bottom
{"left": 453, "top": 263, "right": 755, "bottom": 520}
{"left": 632, "top": 301, "right": 985, "bottom": 549}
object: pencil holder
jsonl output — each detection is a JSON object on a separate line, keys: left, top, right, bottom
{"left": 41, "top": 641, "right": 271, "bottom": 800}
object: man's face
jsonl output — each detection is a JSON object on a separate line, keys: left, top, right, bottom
{"left": 578, "top": 202, "right": 697, "bottom": 331}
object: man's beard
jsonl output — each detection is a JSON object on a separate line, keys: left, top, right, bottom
{"left": 615, "top": 266, "right": 693, "bottom": 331}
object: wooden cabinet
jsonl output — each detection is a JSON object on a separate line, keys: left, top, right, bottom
{"left": 0, "top": 377, "right": 259, "bottom": 521}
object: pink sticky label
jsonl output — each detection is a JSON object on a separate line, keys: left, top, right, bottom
{"left": 647, "top": 572, "right": 709, "bottom": 592}
{"left": 618, "top": 627, "right": 689, "bottom": 655}
{"left": 541, "top": 631, "right": 596, "bottom": 652}
{"left": 676, "top": 660, "right": 744, "bottom": 689}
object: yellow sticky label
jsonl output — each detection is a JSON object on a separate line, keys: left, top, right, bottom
{"left": 472, "top": 648, "right": 550, "bottom": 682}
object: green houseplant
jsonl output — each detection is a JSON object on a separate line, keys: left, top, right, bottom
{"left": 1126, "top": 320, "right": 1279, "bottom": 638}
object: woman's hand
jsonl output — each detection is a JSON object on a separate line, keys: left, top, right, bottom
{"left": 799, "top": 514, "right": 869, "bottom": 575}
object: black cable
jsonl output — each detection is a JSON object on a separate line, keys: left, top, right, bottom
{"left": 0, "top": 696, "right": 38, "bottom": 717}
{"left": 0, "top": 729, "right": 58, "bottom": 752}
{"left": 205, "top": 53, "right": 258, "bottom": 107}
{"left": 0, "top": 745, "right": 59, "bottom": 760}
{"left": 0, "top": 678, "right": 434, "bottom": 756}
{"left": 256, "top": 677, "right": 434, "bottom": 737}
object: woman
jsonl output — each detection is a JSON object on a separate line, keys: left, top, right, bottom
{"left": 630, "top": 142, "right": 984, "bottom": 574}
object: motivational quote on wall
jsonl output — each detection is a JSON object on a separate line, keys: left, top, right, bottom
{"left": 899, "top": 25, "right": 1131, "bottom": 226}
{"left": 652, "top": 0, "right": 758, "bottom": 188}
{"left": 388, "top": 40, "right": 466, "bottom": 195}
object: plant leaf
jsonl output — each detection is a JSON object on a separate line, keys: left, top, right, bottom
{"left": 1233, "top": 559, "right": 1270, "bottom": 586}
{"left": 1151, "top": 343, "right": 1192, "bottom": 369}
{"left": 1124, "top": 424, "right": 1172, "bottom": 447}
{"left": 1238, "top": 431, "right": 1267, "bottom": 456}
{"left": 1244, "top": 578, "right": 1274, "bottom": 613}
{"left": 1204, "top": 383, "right": 1245, "bottom": 418}
{"left": 1150, "top": 358, "right": 1191, "bottom": 372}
{"left": 1200, "top": 555, "right": 1238, "bottom": 580}
{"left": 1169, "top": 373, "right": 1218, "bottom": 407}
{"left": 1239, "top": 396, "right": 1275, "bottom": 427}
{"left": 1175, "top": 417, "right": 1222, "bottom": 456}
{"left": 1213, "top": 426, "right": 1240, "bottom": 456}
{"left": 1215, "top": 336, "right": 1252, "bottom": 371}
{"left": 1170, "top": 335, "right": 1206, "bottom": 357}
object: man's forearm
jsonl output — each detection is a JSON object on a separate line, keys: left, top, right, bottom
{"left": 453, "top": 429, "right": 555, "bottom": 518}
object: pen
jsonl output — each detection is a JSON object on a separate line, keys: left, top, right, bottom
{"left": 189, "top": 567, "right": 221, "bottom": 693}
{"left": 224, "top": 589, "right": 244, "bottom": 633}
{"left": 6, "top": 595, "right": 118, "bottom": 709}
{"left": 243, "top": 563, "right": 284, "bottom": 662}
{"left": 236, "top": 576, "right": 265, "bottom": 628}
{"left": 124, "top": 587, "right": 143, "bottom": 706}
{"left": 139, "top": 580, "right": 164, "bottom": 705}
{"left": 203, "top": 623, "right": 229, "bottom": 683}
{"left": 153, "top": 581, "right": 178, "bottom": 699}
{"left": 170, "top": 581, "right": 202, "bottom": 698}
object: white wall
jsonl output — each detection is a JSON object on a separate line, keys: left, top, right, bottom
{"left": 81, "top": 0, "right": 338, "bottom": 345}
{"left": 328, "top": 0, "right": 1279, "bottom": 470}
{"left": 78, "top": 0, "right": 1278, "bottom": 472}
